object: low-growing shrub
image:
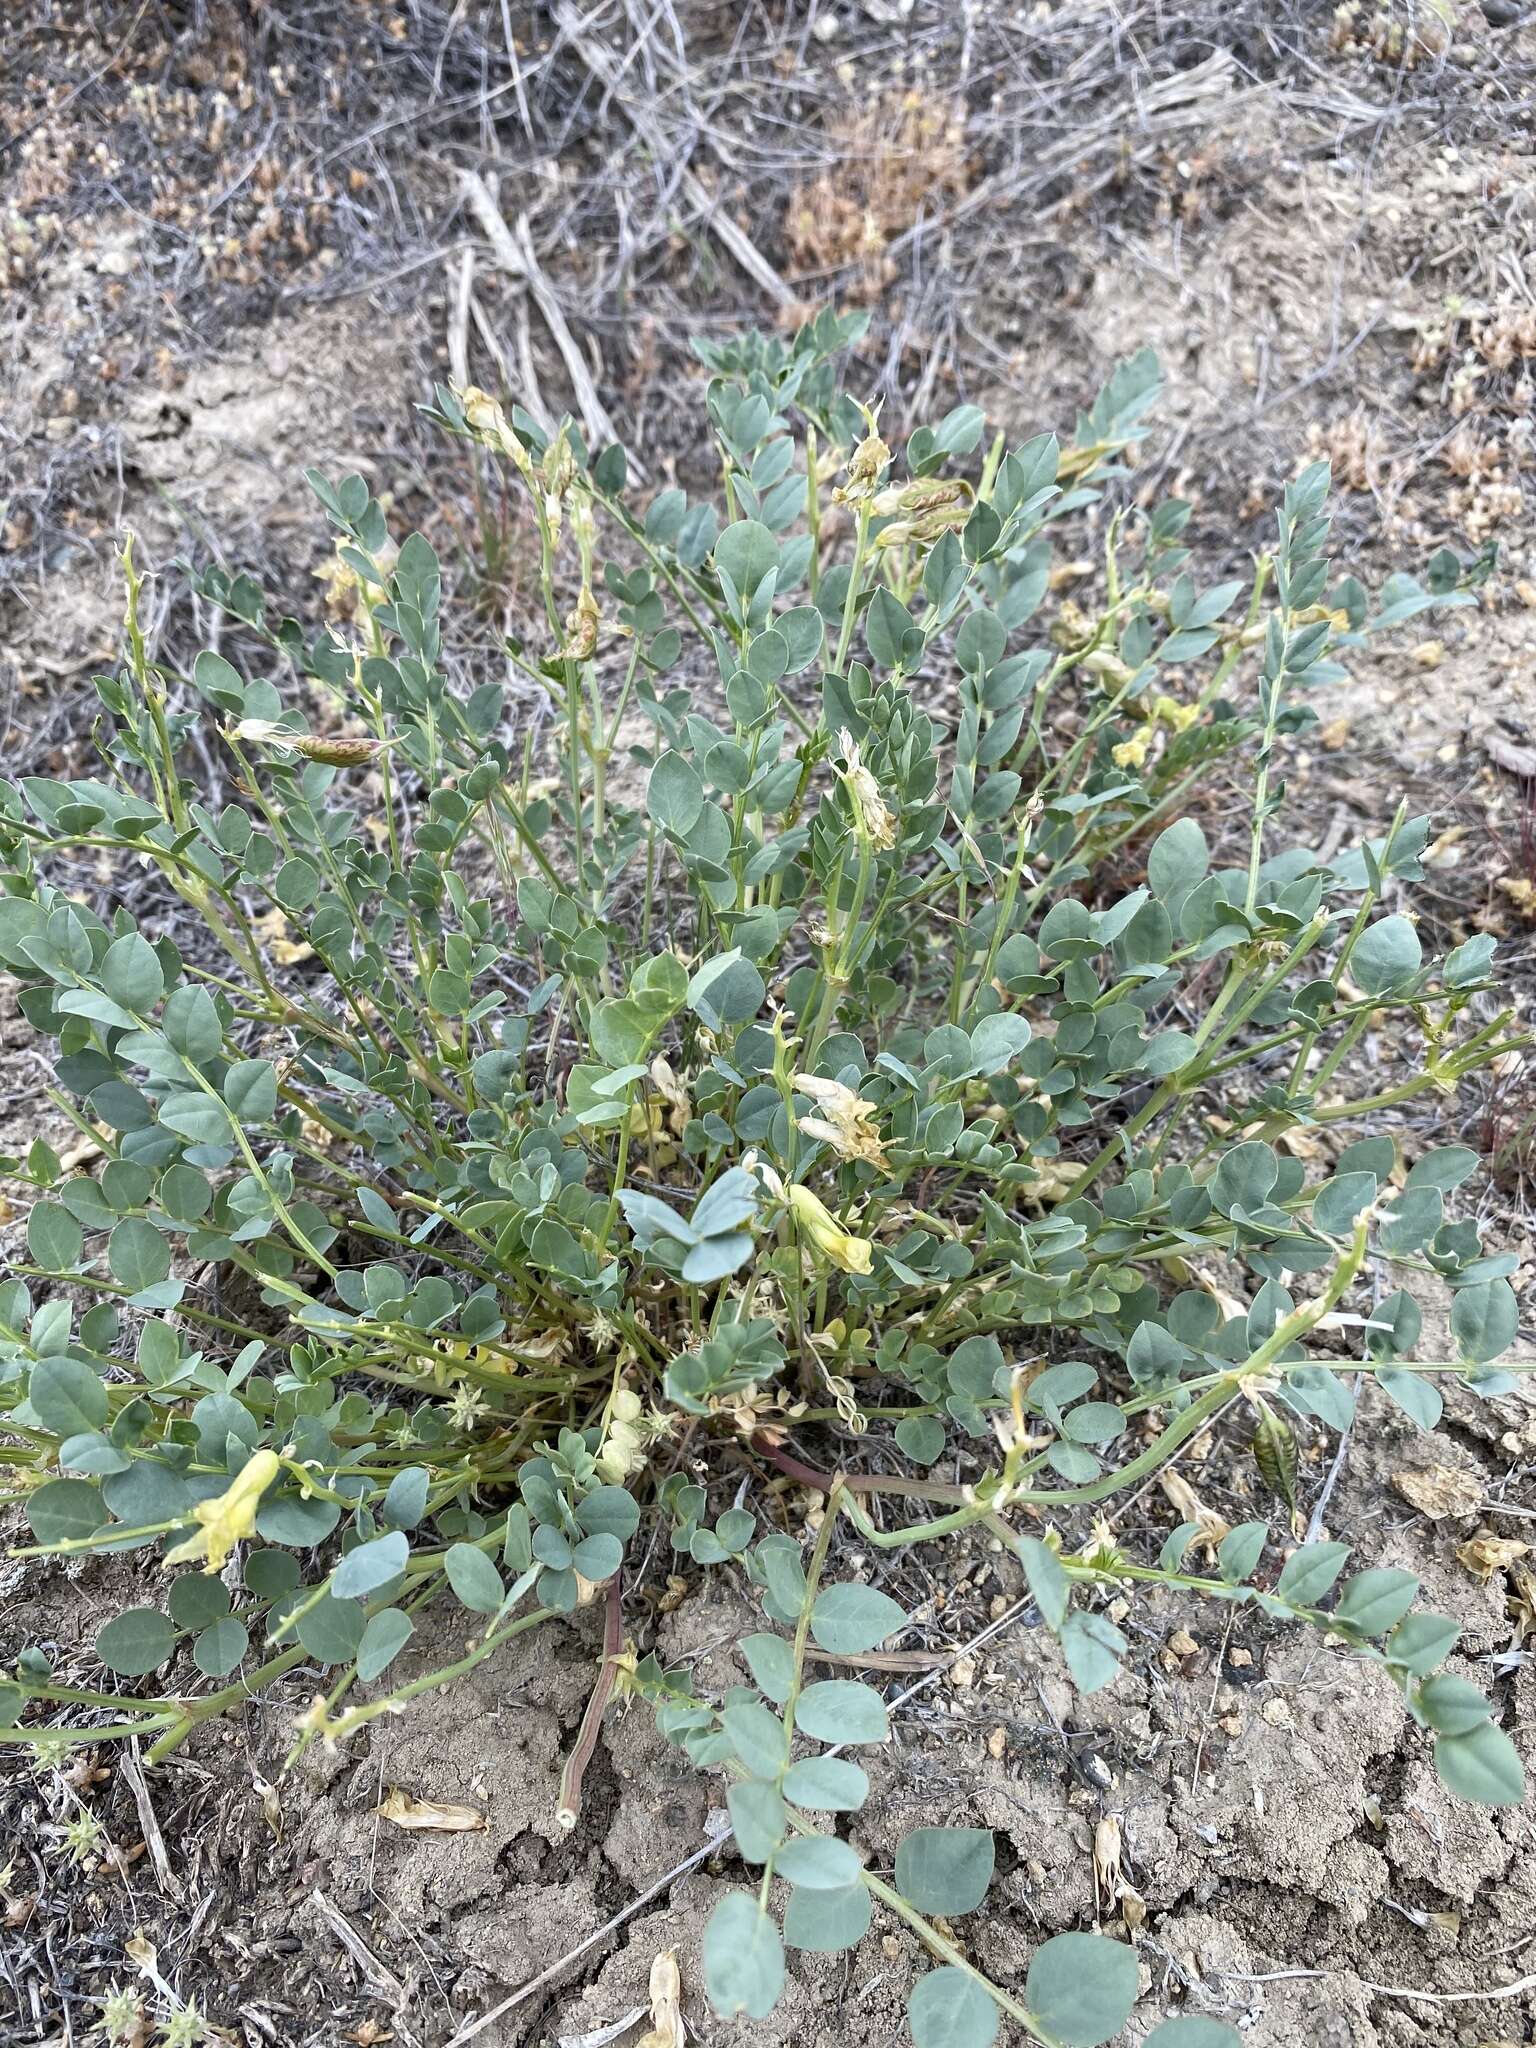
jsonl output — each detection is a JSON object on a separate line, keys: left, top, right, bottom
{"left": 1, "top": 310, "right": 1527, "bottom": 2046}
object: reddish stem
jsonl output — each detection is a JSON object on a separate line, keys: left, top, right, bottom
{"left": 750, "top": 1432, "right": 967, "bottom": 1504}
{"left": 556, "top": 1571, "right": 623, "bottom": 1830}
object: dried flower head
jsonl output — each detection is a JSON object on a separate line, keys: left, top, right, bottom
{"left": 793, "top": 1070, "right": 887, "bottom": 1167}
{"left": 837, "top": 729, "right": 897, "bottom": 850}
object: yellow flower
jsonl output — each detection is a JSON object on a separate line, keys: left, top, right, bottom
{"left": 787, "top": 1184, "right": 874, "bottom": 1276}
{"left": 165, "top": 1449, "right": 281, "bottom": 1574}
{"left": 1111, "top": 730, "right": 1150, "bottom": 771}
{"left": 1151, "top": 692, "right": 1200, "bottom": 735}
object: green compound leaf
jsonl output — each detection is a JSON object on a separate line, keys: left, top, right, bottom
{"left": 1025, "top": 1931, "right": 1140, "bottom": 2047}
{"left": 1334, "top": 1568, "right": 1419, "bottom": 1637}
{"left": 169, "top": 1574, "right": 232, "bottom": 1629}
{"left": 774, "top": 1835, "right": 863, "bottom": 1891}
{"left": 1147, "top": 816, "right": 1209, "bottom": 901}
{"left": 332, "top": 1530, "right": 408, "bottom": 1600}
{"left": 795, "top": 1679, "right": 889, "bottom": 1746}
{"left": 687, "top": 950, "right": 765, "bottom": 1031}
{"left": 907, "top": 1968, "right": 999, "bottom": 2048}
{"left": 1376, "top": 1367, "right": 1441, "bottom": 1431}
{"left": 783, "top": 1878, "right": 870, "bottom": 1954}
{"left": 780, "top": 1756, "right": 869, "bottom": 1812}
{"left": 158, "top": 1093, "right": 233, "bottom": 1147}
{"left": 895, "top": 1415, "right": 946, "bottom": 1463}
{"left": 101, "top": 932, "right": 165, "bottom": 1013}
{"left": 192, "top": 1617, "right": 249, "bottom": 1678}
{"left": 255, "top": 1493, "right": 341, "bottom": 1549}
{"left": 27, "top": 1478, "right": 105, "bottom": 1546}
{"left": 1275, "top": 1541, "right": 1350, "bottom": 1606}
{"left": 444, "top": 1543, "right": 504, "bottom": 1614}
{"left": 224, "top": 1058, "right": 278, "bottom": 1123}
{"left": 648, "top": 750, "right": 704, "bottom": 837}
{"left": 108, "top": 1217, "right": 171, "bottom": 1292}
{"left": 703, "top": 1891, "right": 784, "bottom": 2020}
{"left": 809, "top": 1582, "right": 907, "bottom": 1655}
{"left": 381, "top": 1466, "right": 430, "bottom": 1530}
{"left": 28, "top": 1356, "right": 107, "bottom": 1438}
{"left": 726, "top": 1779, "right": 787, "bottom": 1864}
{"left": 357, "top": 1607, "right": 415, "bottom": 1682}
{"left": 1060, "top": 1610, "right": 1127, "bottom": 1694}
{"left": 1352, "top": 913, "right": 1421, "bottom": 994}
{"left": 294, "top": 1592, "right": 366, "bottom": 1666}
{"left": 96, "top": 1606, "right": 175, "bottom": 1676}
{"left": 1434, "top": 1721, "right": 1524, "bottom": 1807}
{"left": 739, "top": 1631, "right": 795, "bottom": 1705}
{"left": 162, "top": 983, "right": 222, "bottom": 1061}
{"left": 1451, "top": 1278, "right": 1518, "bottom": 1364}
{"left": 713, "top": 520, "right": 780, "bottom": 607}
{"left": 27, "top": 1200, "right": 84, "bottom": 1273}
{"left": 1019, "top": 1536, "right": 1070, "bottom": 1630}
{"left": 575, "top": 1486, "right": 641, "bottom": 1544}
{"left": 1217, "top": 1522, "right": 1266, "bottom": 1585}
{"left": 570, "top": 1531, "right": 623, "bottom": 1582}
{"left": 1416, "top": 1673, "right": 1493, "bottom": 1737}
{"left": 895, "top": 1826, "right": 995, "bottom": 1915}
{"left": 1385, "top": 1610, "right": 1459, "bottom": 1675}
{"left": 721, "top": 1699, "right": 789, "bottom": 1778}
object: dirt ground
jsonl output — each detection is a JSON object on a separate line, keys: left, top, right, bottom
{"left": 3, "top": 3, "right": 1536, "bottom": 2045}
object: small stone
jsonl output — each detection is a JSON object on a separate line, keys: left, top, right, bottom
{"left": 1168, "top": 1629, "right": 1199, "bottom": 1657}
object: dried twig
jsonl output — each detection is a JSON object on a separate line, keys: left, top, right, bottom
{"left": 460, "top": 169, "right": 643, "bottom": 476}
{"left": 552, "top": 1, "right": 794, "bottom": 308}
{"left": 122, "top": 1742, "right": 181, "bottom": 1901}
{"left": 313, "top": 1888, "right": 408, "bottom": 2004}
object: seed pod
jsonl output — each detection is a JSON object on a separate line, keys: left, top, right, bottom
{"left": 1250, "top": 1404, "right": 1299, "bottom": 1516}
{"left": 293, "top": 734, "right": 385, "bottom": 768}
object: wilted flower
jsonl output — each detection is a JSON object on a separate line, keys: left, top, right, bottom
{"left": 596, "top": 1387, "right": 647, "bottom": 1484}
{"left": 457, "top": 384, "right": 533, "bottom": 474}
{"left": 786, "top": 1183, "right": 874, "bottom": 1275}
{"left": 834, "top": 404, "right": 890, "bottom": 505}
{"left": 314, "top": 536, "right": 396, "bottom": 618}
{"left": 870, "top": 477, "right": 972, "bottom": 550}
{"left": 837, "top": 729, "right": 897, "bottom": 850}
{"left": 560, "top": 586, "right": 600, "bottom": 662}
{"left": 793, "top": 1070, "right": 887, "bottom": 1167}
{"left": 226, "top": 718, "right": 387, "bottom": 769}
{"left": 164, "top": 1448, "right": 280, "bottom": 1573}
{"left": 870, "top": 478, "right": 971, "bottom": 520}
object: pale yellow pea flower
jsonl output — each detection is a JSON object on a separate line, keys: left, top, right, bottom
{"left": 165, "top": 1449, "right": 281, "bottom": 1574}
{"left": 787, "top": 1184, "right": 874, "bottom": 1276}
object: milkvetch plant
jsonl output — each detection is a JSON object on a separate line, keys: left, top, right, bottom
{"left": 0, "top": 307, "right": 1528, "bottom": 2044}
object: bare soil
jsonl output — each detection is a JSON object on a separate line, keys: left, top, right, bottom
{"left": 3, "top": 5, "right": 1535, "bottom": 2046}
